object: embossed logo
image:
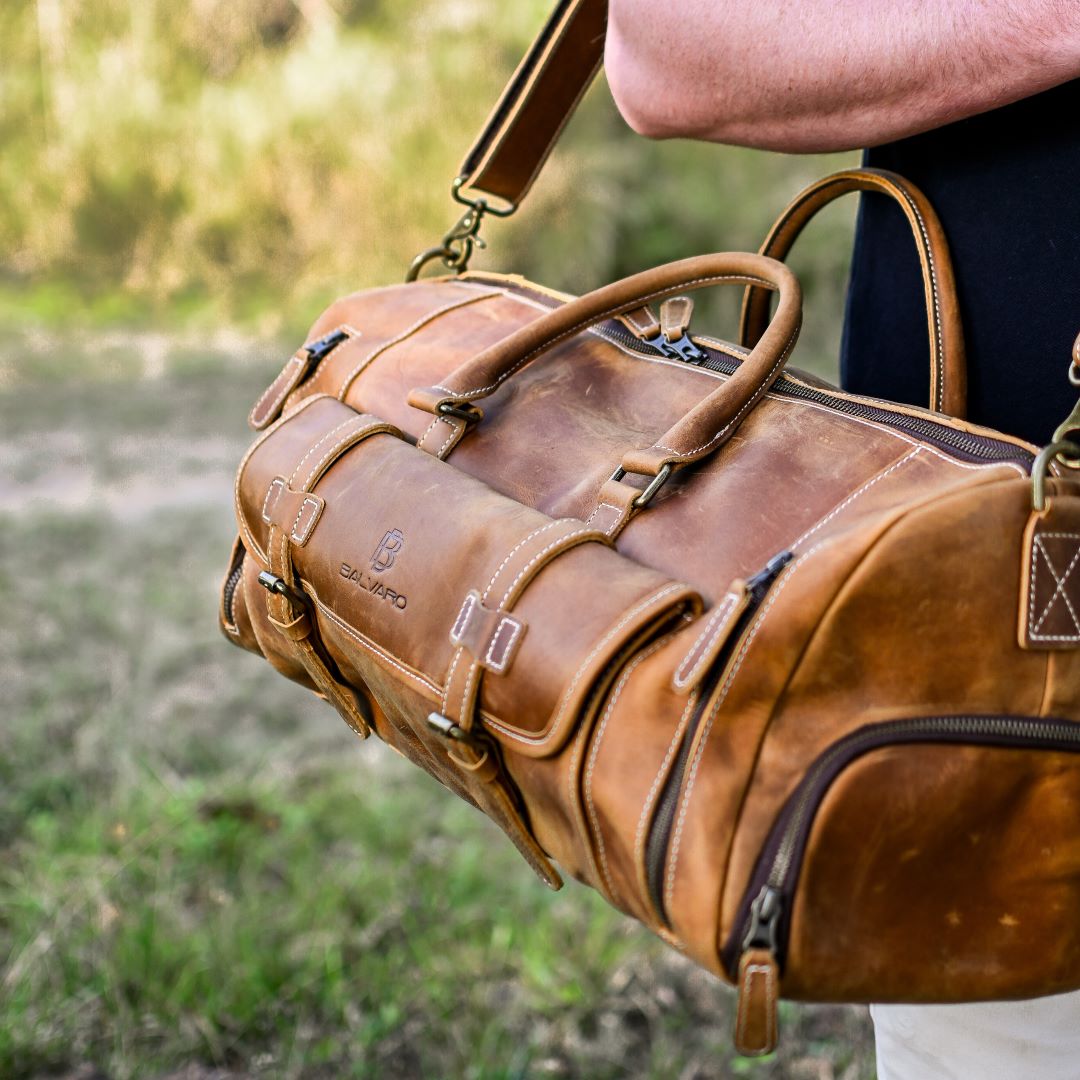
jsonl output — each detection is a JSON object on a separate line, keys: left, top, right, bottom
{"left": 340, "top": 562, "right": 407, "bottom": 610}
{"left": 370, "top": 528, "right": 404, "bottom": 573}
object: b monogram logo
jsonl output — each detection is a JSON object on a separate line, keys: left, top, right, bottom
{"left": 370, "top": 528, "right": 404, "bottom": 573}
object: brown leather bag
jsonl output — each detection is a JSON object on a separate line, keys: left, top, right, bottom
{"left": 220, "top": 0, "right": 1080, "bottom": 1055}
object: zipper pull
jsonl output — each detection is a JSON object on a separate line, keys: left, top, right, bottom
{"left": 746, "top": 550, "right": 793, "bottom": 600}
{"left": 734, "top": 885, "right": 782, "bottom": 1057}
{"left": 643, "top": 295, "right": 708, "bottom": 364}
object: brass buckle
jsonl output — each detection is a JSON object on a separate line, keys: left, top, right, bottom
{"left": 610, "top": 462, "right": 674, "bottom": 509}
{"left": 405, "top": 179, "right": 517, "bottom": 282}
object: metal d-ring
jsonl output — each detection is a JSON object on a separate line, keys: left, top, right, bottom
{"left": 610, "top": 462, "right": 674, "bottom": 509}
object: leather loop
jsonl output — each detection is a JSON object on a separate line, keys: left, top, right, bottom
{"left": 738, "top": 168, "right": 966, "bottom": 418}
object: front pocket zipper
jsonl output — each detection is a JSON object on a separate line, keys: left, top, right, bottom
{"left": 724, "top": 714, "right": 1080, "bottom": 1052}
{"left": 644, "top": 549, "right": 794, "bottom": 925}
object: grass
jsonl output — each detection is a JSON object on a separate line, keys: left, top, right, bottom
{"left": 0, "top": 356, "right": 877, "bottom": 1078}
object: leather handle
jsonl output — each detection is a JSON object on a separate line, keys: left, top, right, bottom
{"left": 409, "top": 252, "right": 802, "bottom": 474}
{"left": 457, "top": 0, "right": 606, "bottom": 207}
{"left": 738, "top": 168, "right": 967, "bottom": 418}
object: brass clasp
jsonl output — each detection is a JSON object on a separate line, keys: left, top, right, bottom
{"left": 405, "top": 179, "right": 516, "bottom": 282}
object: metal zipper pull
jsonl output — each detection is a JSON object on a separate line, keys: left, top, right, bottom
{"left": 734, "top": 885, "right": 782, "bottom": 1057}
{"left": 644, "top": 296, "right": 708, "bottom": 364}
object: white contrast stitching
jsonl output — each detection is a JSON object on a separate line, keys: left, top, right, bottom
{"left": 789, "top": 448, "right": 922, "bottom": 551}
{"left": 663, "top": 539, "right": 830, "bottom": 913}
{"left": 287, "top": 416, "right": 359, "bottom": 487}
{"left": 585, "top": 501, "right": 621, "bottom": 529}
{"left": 441, "top": 646, "right": 465, "bottom": 715}
{"left": 433, "top": 274, "right": 775, "bottom": 399}
{"left": 484, "top": 616, "right": 523, "bottom": 673}
{"left": 633, "top": 690, "right": 698, "bottom": 890}
{"left": 497, "top": 527, "right": 593, "bottom": 610}
{"left": 250, "top": 354, "right": 303, "bottom": 425}
{"left": 261, "top": 477, "right": 285, "bottom": 524}
{"left": 483, "top": 584, "right": 687, "bottom": 746}
{"left": 451, "top": 593, "right": 478, "bottom": 643}
{"left": 1030, "top": 533, "right": 1080, "bottom": 640}
{"left": 481, "top": 520, "right": 568, "bottom": 601}
{"left": 652, "top": 328, "right": 798, "bottom": 459}
{"left": 584, "top": 636, "right": 673, "bottom": 905}
{"left": 290, "top": 497, "right": 321, "bottom": 543}
{"left": 336, "top": 288, "right": 497, "bottom": 399}
{"left": 673, "top": 592, "right": 741, "bottom": 690}
{"left": 736, "top": 962, "right": 776, "bottom": 1051}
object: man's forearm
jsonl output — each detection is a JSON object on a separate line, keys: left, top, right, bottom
{"left": 606, "top": 0, "right": 1080, "bottom": 152}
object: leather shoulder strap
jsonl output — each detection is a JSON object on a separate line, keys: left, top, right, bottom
{"left": 456, "top": 0, "right": 606, "bottom": 208}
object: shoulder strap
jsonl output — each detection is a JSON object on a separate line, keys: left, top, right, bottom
{"left": 456, "top": 0, "right": 606, "bottom": 209}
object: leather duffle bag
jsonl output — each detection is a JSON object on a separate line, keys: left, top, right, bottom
{"left": 220, "top": 0, "right": 1080, "bottom": 1056}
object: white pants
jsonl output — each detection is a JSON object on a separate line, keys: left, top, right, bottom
{"left": 872, "top": 990, "right": 1080, "bottom": 1079}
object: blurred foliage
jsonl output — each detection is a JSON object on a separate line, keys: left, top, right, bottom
{"left": 2, "top": 0, "right": 856, "bottom": 363}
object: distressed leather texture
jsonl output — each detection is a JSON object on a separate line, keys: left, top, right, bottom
{"left": 218, "top": 0, "right": 1080, "bottom": 1057}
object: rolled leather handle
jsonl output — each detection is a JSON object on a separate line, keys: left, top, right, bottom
{"left": 409, "top": 252, "right": 802, "bottom": 475}
{"left": 738, "top": 168, "right": 966, "bottom": 418}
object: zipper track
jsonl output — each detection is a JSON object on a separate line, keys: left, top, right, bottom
{"left": 483, "top": 279, "right": 1034, "bottom": 470}
{"left": 724, "top": 714, "right": 1080, "bottom": 975}
{"left": 222, "top": 558, "right": 244, "bottom": 629}
{"left": 644, "top": 551, "right": 793, "bottom": 925}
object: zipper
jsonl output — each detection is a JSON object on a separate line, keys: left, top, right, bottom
{"left": 725, "top": 714, "right": 1080, "bottom": 1052}
{"left": 644, "top": 550, "right": 794, "bottom": 925}
{"left": 481, "top": 279, "right": 1035, "bottom": 471}
{"left": 222, "top": 555, "right": 244, "bottom": 629}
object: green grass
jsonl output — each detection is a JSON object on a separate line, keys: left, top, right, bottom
{"left": 0, "top": 364, "right": 876, "bottom": 1077}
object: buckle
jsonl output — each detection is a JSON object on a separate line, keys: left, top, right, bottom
{"left": 257, "top": 570, "right": 308, "bottom": 609}
{"left": 437, "top": 401, "right": 484, "bottom": 424}
{"left": 1032, "top": 439, "right": 1080, "bottom": 511}
{"left": 609, "top": 462, "right": 674, "bottom": 509}
{"left": 426, "top": 711, "right": 479, "bottom": 745}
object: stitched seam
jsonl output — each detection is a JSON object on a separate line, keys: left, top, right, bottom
{"left": 485, "top": 616, "right": 522, "bottom": 672}
{"left": 633, "top": 690, "right": 698, "bottom": 889}
{"left": 297, "top": 421, "right": 383, "bottom": 491}
{"left": 736, "top": 964, "right": 775, "bottom": 1050}
{"left": 261, "top": 477, "right": 285, "bottom": 524}
{"left": 760, "top": 174, "right": 944, "bottom": 409}
{"left": 497, "top": 528, "right": 593, "bottom": 610}
{"left": 673, "top": 593, "right": 740, "bottom": 689}
{"left": 653, "top": 328, "right": 798, "bottom": 458}
{"left": 584, "top": 637, "right": 672, "bottom": 905}
{"left": 251, "top": 354, "right": 303, "bottom": 425}
{"left": 434, "top": 417, "right": 463, "bottom": 459}
{"left": 585, "top": 501, "right": 621, "bottom": 528}
{"left": 664, "top": 540, "right": 830, "bottom": 912}
{"left": 441, "top": 646, "right": 465, "bottom": 714}
{"left": 311, "top": 595, "right": 440, "bottom": 697}
{"left": 234, "top": 393, "right": 327, "bottom": 563}
{"left": 433, "top": 274, "right": 775, "bottom": 399}
{"left": 481, "top": 519, "right": 568, "bottom": 601}
{"left": 337, "top": 289, "right": 497, "bottom": 399}
{"left": 485, "top": 584, "right": 687, "bottom": 746}
{"left": 1030, "top": 533, "right": 1080, "bottom": 639}
{"left": 287, "top": 416, "right": 359, "bottom": 487}
{"left": 451, "top": 593, "right": 478, "bottom": 643}
{"left": 621, "top": 308, "right": 655, "bottom": 335}
{"left": 415, "top": 416, "right": 443, "bottom": 452}
{"left": 789, "top": 448, "right": 922, "bottom": 550}
{"left": 290, "top": 497, "right": 321, "bottom": 543}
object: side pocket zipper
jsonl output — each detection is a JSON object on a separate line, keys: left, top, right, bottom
{"left": 726, "top": 714, "right": 1080, "bottom": 1056}
{"left": 643, "top": 550, "right": 794, "bottom": 925}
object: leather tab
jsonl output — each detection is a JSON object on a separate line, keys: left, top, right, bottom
{"left": 249, "top": 352, "right": 312, "bottom": 430}
{"left": 734, "top": 948, "right": 780, "bottom": 1057}
{"left": 618, "top": 305, "right": 660, "bottom": 341}
{"left": 450, "top": 590, "right": 527, "bottom": 674}
{"left": 660, "top": 296, "right": 693, "bottom": 341}
{"left": 1019, "top": 499, "right": 1080, "bottom": 649}
{"left": 672, "top": 583, "right": 750, "bottom": 692}
{"left": 261, "top": 477, "right": 325, "bottom": 546}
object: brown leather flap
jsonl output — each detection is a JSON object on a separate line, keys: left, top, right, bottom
{"left": 234, "top": 397, "right": 702, "bottom": 756}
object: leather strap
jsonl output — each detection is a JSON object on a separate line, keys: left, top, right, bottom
{"left": 409, "top": 252, "right": 802, "bottom": 478}
{"left": 738, "top": 168, "right": 967, "bottom": 418}
{"left": 457, "top": 0, "right": 606, "bottom": 207}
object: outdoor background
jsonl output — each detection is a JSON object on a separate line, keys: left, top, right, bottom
{"left": 2, "top": 1, "right": 872, "bottom": 1077}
